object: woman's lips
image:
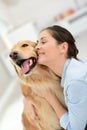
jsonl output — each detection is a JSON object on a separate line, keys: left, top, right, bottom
{"left": 38, "top": 52, "right": 45, "bottom": 56}
{"left": 37, "top": 52, "right": 45, "bottom": 60}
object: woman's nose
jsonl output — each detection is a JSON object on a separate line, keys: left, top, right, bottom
{"left": 35, "top": 44, "right": 40, "bottom": 50}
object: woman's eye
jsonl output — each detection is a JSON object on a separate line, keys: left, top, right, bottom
{"left": 41, "top": 41, "right": 46, "bottom": 44}
{"left": 21, "top": 44, "right": 29, "bottom": 47}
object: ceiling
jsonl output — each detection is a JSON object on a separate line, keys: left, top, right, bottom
{"left": 0, "top": 0, "right": 87, "bottom": 31}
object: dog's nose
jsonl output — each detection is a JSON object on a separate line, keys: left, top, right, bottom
{"left": 9, "top": 51, "right": 18, "bottom": 59}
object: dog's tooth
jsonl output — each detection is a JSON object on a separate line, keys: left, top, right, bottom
{"left": 21, "top": 65, "right": 24, "bottom": 69}
{"left": 30, "top": 59, "right": 33, "bottom": 66}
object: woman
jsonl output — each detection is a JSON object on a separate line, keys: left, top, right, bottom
{"left": 24, "top": 25, "right": 87, "bottom": 130}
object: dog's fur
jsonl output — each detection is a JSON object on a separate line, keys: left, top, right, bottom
{"left": 9, "top": 40, "right": 66, "bottom": 130}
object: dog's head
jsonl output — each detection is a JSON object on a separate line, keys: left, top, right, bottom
{"left": 9, "top": 40, "right": 37, "bottom": 76}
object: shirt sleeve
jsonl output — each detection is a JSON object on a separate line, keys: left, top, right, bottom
{"left": 60, "top": 80, "right": 87, "bottom": 130}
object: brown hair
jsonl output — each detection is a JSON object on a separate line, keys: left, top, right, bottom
{"left": 41, "top": 25, "right": 79, "bottom": 59}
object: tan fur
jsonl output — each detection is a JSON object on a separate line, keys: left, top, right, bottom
{"left": 10, "top": 40, "right": 66, "bottom": 130}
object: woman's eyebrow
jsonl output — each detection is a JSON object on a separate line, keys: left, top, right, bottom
{"left": 37, "top": 37, "right": 47, "bottom": 43}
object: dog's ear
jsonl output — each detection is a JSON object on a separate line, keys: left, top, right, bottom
{"left": 20, "top": 83, "right": 32, "bottom": 97}
{"left": 32, "top": 42, "right": 37, "bottom": 48}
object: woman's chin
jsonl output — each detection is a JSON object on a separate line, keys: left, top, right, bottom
{"left": 38, "top": 59, "right": 45, "bottom": 65}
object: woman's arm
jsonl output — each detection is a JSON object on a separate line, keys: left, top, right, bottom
{"left": 44, "top": 89, "right": 67, "bottom": 119}
{"left": 60, "top": 80, "right": 87, "bottom": 130}
{"left": 33, "top": 81, "right": 87, "bottom": 130}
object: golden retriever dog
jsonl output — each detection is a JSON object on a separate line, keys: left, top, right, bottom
{"left": 9, "top": 40, "right": 66, "bottom": 130}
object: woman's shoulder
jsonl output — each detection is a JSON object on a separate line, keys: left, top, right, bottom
{"left": 62, "top": 58, "right": 87, "bottom": 87}
{"left": 67, "top": 58, "right": 87, "bottom": 77}
{"left": 70, "top": 58, "right": 87, "bottom": 68}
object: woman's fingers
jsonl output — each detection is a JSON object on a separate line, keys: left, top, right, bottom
{"left": 23, "top": 97, "right": 39, "bottom": 120}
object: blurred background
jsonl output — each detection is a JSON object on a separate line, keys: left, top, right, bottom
{"left": 0, "top": 0, "right": 87, "bottom": 129}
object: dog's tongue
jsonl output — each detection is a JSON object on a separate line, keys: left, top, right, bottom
{"left": 21, "top": 59, "right": 32, "bottom": 74}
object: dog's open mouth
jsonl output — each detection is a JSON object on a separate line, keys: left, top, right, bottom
{"left": 16, "top": 57, "right": 37, "bottom": 74}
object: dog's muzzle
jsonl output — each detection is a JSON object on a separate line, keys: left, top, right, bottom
{"left": 9, "top": 51, "right": 37, "bottom": 74}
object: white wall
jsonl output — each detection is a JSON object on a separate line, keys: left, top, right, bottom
{"left": 0, "top": 40, "right": 11, "bottom": 98}
{"left": 1, "top": 0, "right": 86, "bottom": 30}
{"left": 75, "top": 30, "right": 87, "bottom": 61}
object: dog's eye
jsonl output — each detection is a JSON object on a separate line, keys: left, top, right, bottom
{"left": 21, "top": 44, "right": 29, "bottom": 47}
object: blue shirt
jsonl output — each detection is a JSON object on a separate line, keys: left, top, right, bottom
{"left": 60, "top": 58, "right": 87, "bottom": 130}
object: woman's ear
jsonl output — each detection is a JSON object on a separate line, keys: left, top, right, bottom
{"left": 60, "top": 42, "right": 68, "bottom": 54}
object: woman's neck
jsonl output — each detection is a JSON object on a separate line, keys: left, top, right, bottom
{"left": 48, "top": 58, "right": 66, "bottom": 77}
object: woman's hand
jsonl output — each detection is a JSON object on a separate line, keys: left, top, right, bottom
{"left": 23, "top": 97, "right": 39, "bottom": 120}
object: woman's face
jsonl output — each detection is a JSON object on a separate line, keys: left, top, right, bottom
{"left": 36, "top": 30, "right": 63, "bottom": 66}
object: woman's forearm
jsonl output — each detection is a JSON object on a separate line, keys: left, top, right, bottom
{"left": 46, "top": 92, "right": 67, "bottom": 119}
